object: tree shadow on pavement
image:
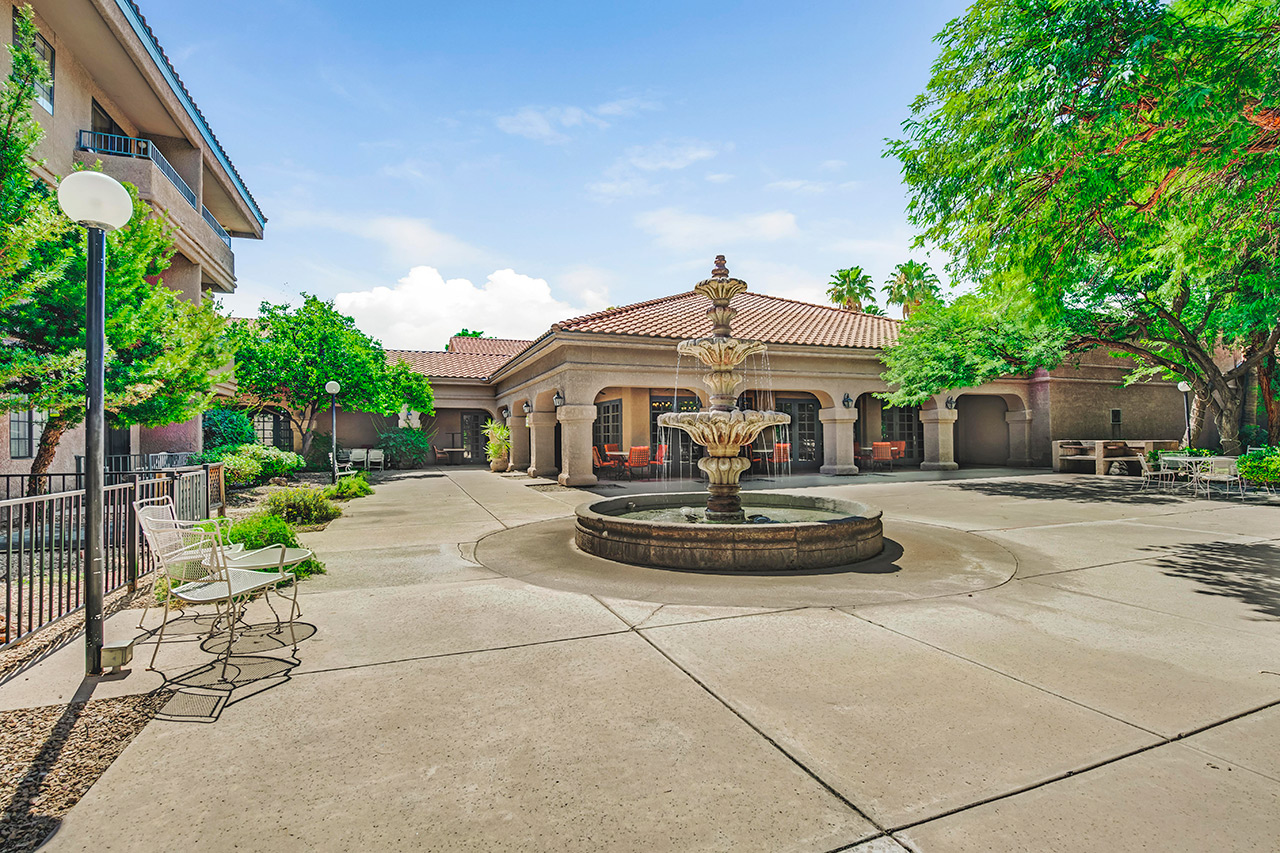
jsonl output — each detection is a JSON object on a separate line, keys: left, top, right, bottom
{"left": 942, "top": 478, "right": 1186, "bottom": 506}
{"left": 1141, "top": 541, "right": 1280, "bottom": 621}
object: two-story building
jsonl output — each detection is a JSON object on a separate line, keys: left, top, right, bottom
{"left": 1, "top": 0, "right": 264, "bottom": 474}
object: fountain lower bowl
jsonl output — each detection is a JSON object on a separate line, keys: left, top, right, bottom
{"left": 575, "top": 492, "right": 884, "bottom": 572}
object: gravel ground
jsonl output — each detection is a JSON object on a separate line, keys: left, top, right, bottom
{"left": 0, "top": 691, "right": 171, "bottom": 853}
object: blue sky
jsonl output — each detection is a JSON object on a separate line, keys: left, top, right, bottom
{"left": 142, "top": 0, "right": 967, "bottom": 348}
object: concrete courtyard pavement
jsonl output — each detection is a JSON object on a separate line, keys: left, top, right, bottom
{"left": 7, "top": 467, "right": 1280, "bottom": 851}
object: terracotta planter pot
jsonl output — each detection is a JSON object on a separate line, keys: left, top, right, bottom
{"left": 489, "top": 457, "right": 509, "bottom": 472}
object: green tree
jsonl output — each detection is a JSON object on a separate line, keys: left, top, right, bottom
{"left": 231, "top": 295, "right": 435, "bottom": 456}
{"left": 0, "top": 5, "right": 71, "bottom": 311}
{"left": 882, "top": 260, "right": 941, "bottom": 319}
{"left": 860, "top": 304, "right": 888, "bottom": 317}
{"left": 884, "top": 0, "right": 1280, "bottom": 453}
{"left": 826, "top": 267, "right": 877, "bottom": 312}
{"left": 453, "top": 328, "right": 484, "bottom": 338}
{"left": 0, "top": 186, "right": 230, "bottom": 491}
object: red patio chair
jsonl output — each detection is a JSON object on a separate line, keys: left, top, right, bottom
{"left": 890, "top": 440, "right": 906, "bottom": 459}
{"left": 604, "top": 443, "right": 620, "bottom": 455}
{"left": 625, "top": 446, "right": 651, "bottom": 479}
{"left": 654, "top": 444, "right": 669, "bottom": 470}
{"left": 593, "top": 446, "right": 621, "bottom": 478}
{"left": 772, "top": 442, "right": 791, "bottom": 464}
{"left": 872, "top": 442, "right": 893, "bottom": 472}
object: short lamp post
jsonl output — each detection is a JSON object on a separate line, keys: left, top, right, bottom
{"left": 1177, "top": 380, "right": 1192, "bottom": 447}
{"left": 57, "top": 171, "right": 134, "bottom": 677}
{"left": 326, "top": 380, "right": 341, "bottom": 484}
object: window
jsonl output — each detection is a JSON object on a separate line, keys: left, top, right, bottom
{"left": 9, "top": 409, "right": 47, "bottom": 459}
{"left": 253, "top": 411, "right": 293, "bottom": 450}
{"left": 91, "top": 99, "right": 122, "bottom": 136}
{"left": 882, "top": 406, "right": 925, "bottom": 459}
{"left": 593, "top": 400, "right": 622, "bottom": 449}
{"left": 12, "top": 10, "right": 54, "bottom": 113}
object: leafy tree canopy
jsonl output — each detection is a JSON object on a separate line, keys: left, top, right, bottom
{"left": 231, "top": 295, "right": 435, "bottom": 453}
{"left": 882, "top": 260, "right": 942, "bottom": 317}
{"left": 883, "top": 0, "right": 1280, "bottom": 451}
{"left": 453, "top": 328, "right": 484, "bottom": 338}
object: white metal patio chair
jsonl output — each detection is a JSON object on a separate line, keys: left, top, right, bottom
{"left": 366, "top": 448, "right": 385, "bottom": 471}
{"left": 134, "top": 497, "right": 308, "bottom": 676}
{"left": 1194, "top": 459, "right": 1245, "bottom": 501}
{"left": 1137, "top": 456, "right": 1177, "bottom": 492}
{"left": 349, "top": 448, "right": 369, "bottom": 469}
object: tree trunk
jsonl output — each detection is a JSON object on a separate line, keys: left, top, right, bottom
{"left": 26, "top": 414, "right": 74, "bottom": 496}
{"left": 1260, "top": 351, "right": 1280, "bottom": 446}
{"left": 1215, "top": 386, "right": 1245, "bottom": 456}
{"left": 1188, "top": 392, "right": 1209, "bottom": 448}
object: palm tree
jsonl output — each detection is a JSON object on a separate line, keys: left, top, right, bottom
{"left": 883, "top": 260, "right": 941, "bottom": 319}
{"left": 860, "top": 304, "right": 887, "bottom": 317}
{"left": 826, "top": 267, "right": 876, "bottom": 312}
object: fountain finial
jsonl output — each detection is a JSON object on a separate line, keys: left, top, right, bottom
{"left": 712, "top": 255, "right": 729, "bottom": 279}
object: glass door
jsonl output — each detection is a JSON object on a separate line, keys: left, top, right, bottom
{"left": 460, "top": 411, "right": 487, "bottom": 463}
{"left": 773, "top": 397, "right": 822, "bottom": 470}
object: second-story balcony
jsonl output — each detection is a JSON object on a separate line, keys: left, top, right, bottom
{"left": 76, "top": 131, "right": 231, "bottom": 251}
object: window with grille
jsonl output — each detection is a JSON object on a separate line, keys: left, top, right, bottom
{"left": 253, "top": 411, "right": 293, "bottom": 450}
{"left": 12, "top": 10, "right": 54, "bottom": 113}
{"left": 593, "top": 400, "right": 622, "bottom": 449}
{"left": 9, "top": 409, "right": 47, "bottom": 459}
{"left": 882, "top": 406, "right": 924, "bottom": 458}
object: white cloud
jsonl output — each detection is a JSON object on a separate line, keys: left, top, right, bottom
{"left": 635, "top": 207, "right": 800, "bottom": 250}
{"left": 494, "top": 106, "right": 609, "bottom": 143}
{"left": 596, "top": 97, "right": 661, "bottom": 117}
{"left": 334, "top": 267, "right": 611, "bottom": 350}
{"left": 280, "top": 209, "right": 482, "bottom": 268}
{"left": 705, "top": 173, "right": 734, "bottom": 183}
{"left": 625, "top": 140, "right": 719, "bottom": 171}
{"left": 378, "top": 158, "right": 438, "bottom": 181}
{"left": 766, "top": 179, "right": 861, "bottom": 194}
{"left": 587, "top": 173, "right": 658, "bottom": 199}
{"left": 819, "top": 159, "right": 847, "bottom": 172}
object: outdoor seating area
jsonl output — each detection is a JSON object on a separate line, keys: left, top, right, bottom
{"left": 337, "top": 448, "right": 385, "bottom": 471}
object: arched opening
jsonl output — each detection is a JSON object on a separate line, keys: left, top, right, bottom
{"left": 739, "top": 390, "right": 823, "bottom": 471}
{"left": 955, "top": 395, "right": 1010, "bottom": 466}
{"left": 855, "top": 394, "right": 924, "bottom": 464}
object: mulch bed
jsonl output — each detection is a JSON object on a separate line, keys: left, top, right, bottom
{"left": 0, "top": 691, "right": 171, "bottom": 853}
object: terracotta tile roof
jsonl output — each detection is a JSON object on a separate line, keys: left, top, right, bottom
{"left": 446, "top": 336, "right": 533, "bottom": 355}
{"left": 387, "top": 350, "right": 513, "bottom": 380}
{"left": 552, "top": 291, "right": 899, "bottom": 349}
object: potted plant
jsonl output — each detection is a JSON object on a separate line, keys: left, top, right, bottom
{"left": 483, "top": 419, "right": 511, "bottom": 472}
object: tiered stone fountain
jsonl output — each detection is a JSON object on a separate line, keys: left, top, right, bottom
{"left": 575, "top": 256, "right": 884, "bottom": 572}
{"left": 657, "top": 256, "right": 790, "bottom": 523}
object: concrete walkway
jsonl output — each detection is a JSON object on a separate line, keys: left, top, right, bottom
{"left": 7, "top": 468, "right": 1280, "bottom": 851}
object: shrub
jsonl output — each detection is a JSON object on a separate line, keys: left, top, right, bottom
{"left": 221, "top": 452, "right": 262, "bottom": 487}
{"left": 202, "top": 408, "right": 255, "bottom": 449}
{"left": 238, "top": 443, "right": 305, "bottom": 478}
{"left": 1237, "top": 447, "right": 1280, "bottom": 485}
{"left": 376, "top": 427, "right": 436, "bottom": 469}
{"left": 324, "top": 474, "right": 373, "bottom": 501}
{"left": 483, "top": 420, "right": 511, "bottom": 462}
{"left": 227, "top": 512, "right": 325, "bottom": 579}
{"left": 264, "top": 487, "right": 342, "bottom": 525}
{"left": 304, "top": 431, "right": 343, "bottom": 471}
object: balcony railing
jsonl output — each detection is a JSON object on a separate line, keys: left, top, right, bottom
{"left": 78, "top": 130, "right": 197, "bottom": 208}
{"left": 201, "top": 205, "right": 232, "bottom": 248}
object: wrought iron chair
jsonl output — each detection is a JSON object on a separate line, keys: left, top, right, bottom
{"left": 1137, "top": 456, "right": 1177, "bottom": 492}
{"left": 593, "top": 446, "right": 621, "bottom": 478}
{"left": 772, "top": 442, "right": 791, "bottom": 464}
{"left": 1194, "top": 458, "right": 1245, "bottom": 501}
{"left": 134, "top": 497, "right": 307, "bottom": 676}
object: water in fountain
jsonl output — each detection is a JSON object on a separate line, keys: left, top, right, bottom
{"left": 656, "top": 255, "right": 790, "bottom": 523}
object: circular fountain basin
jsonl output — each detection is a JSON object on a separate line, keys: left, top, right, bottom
{"left": 575, "top": 492, "right": 883, "bottom": 572}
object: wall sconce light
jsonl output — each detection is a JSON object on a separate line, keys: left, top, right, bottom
{"left": 522, "top": 401, "right": 532, "bottom": 415}
{"left": 944, "top": 396, "right": 958, "bottom": 410}
{"left": 552, "top": 391, "right": 565, "bottom": 407}
{"left": 500, "top": 407, "right": 510, "bottom": 419}
{"left": 842, "top": 393, "right": 853, "bottom": 409}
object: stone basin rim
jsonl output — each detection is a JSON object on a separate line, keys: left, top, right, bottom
{"left": 576, "top": 492, "right": 883, "bottom": 526}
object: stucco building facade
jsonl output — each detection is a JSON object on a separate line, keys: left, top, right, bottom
{"left": 389, "top": 287, "right": 1187, "bottom": 487}
{"left": 0, "top": 0, "right": 265, "bottom": 475}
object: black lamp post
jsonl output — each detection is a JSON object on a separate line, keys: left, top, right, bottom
{"left": 57, "top": 171, "right": 133, "bottom": 676}
{"left": 326, "top": 380, "right": 341, "bottom": 484}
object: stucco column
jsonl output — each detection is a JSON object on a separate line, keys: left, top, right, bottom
{"left": 1005, "top": 409, "right": 1034, "bottom": 467}
{"left": 527, "top": 411, "right": 559, "bottom": 478}
{"left": 818, "top": 407, "right": 860, "bottom": 475}
{"left": 920, "top": 407, "right": 959, "bottom": 471}
{"left": 507, "top": 414, "right": 529, "bottom": 472}
{"left": 556, "top": 405, "right": 598, "bottom": 487}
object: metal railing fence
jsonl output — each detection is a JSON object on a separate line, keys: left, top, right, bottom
{"left": 201, "top": 205, "right": 232, "bottom": 248}
{"left": 1, "top": 465, "right": 224, "bottom": 648}
{"left": 76, "top": 130, "right": 198, "bottom": 208}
